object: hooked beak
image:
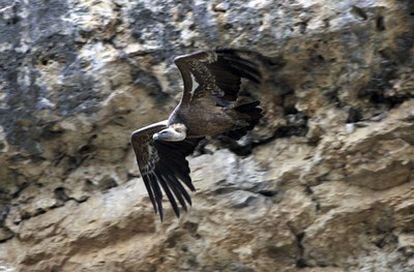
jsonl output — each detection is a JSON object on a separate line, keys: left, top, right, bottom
{"left": 152, "top": 133, "right": 159, "bottom": 141}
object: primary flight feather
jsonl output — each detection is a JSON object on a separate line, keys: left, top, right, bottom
{"left": 131, "top": 49, "right": 263, "bottom": 220}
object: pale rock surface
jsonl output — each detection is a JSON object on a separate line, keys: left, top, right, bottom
{"left": 0, "top": 0, "right": 414, "bottom": 271}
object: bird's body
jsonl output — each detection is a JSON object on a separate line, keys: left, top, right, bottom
{"left": 168, "top": 101, "right": 235, "bottom": 137}
{"left": 131, "top": 49, "right": 262, "bottom": 220}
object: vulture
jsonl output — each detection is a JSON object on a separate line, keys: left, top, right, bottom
{"left": 131, "top": 49, "right": 263, "bottom": 220}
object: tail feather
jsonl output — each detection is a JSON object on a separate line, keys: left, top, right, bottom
{"left": 223, "top": 100, "right": 263, "bottom": 140}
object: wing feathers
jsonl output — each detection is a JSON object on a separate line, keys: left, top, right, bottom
{"left": 149, "top": 172, "right": 164, "bottom": 221}
{"left": 167, "top": 176, "right": 189, "bottom": 212}
{"left": 132, "top": 49, "right": 262, "bottom": 220}
{"left": 213, "top": 54, "right": 261, "bottom": 83}
{"left": 158, "top": 175, "right": 180, "bottom": 217}
{"left": 175, "top": 49, "right": 262, "bottom": 104}
{"left": 167, "top": 174, "right": 193, "bottom": 205}
{"left": 131, "top": 124, "right": 202, "bottom": 220}
{"left": 142, "top": 175, "right": 157, "bottom": 214}
{"left": 161, "top": 159, "right": 195, "bottom": 191}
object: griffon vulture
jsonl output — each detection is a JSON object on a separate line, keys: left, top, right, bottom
{"left": 131, "top": 49, "right": 262, "bottom": 220}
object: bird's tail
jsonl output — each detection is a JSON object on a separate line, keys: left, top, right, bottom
{"left": 225, "top": 99, "right": 263, "bottom": 140}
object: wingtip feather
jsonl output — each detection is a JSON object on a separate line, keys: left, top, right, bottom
{"left": 159, "top": 175, "right": 181, "bottom": 218}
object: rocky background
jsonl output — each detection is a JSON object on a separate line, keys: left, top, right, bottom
{"left": 0, "top": 0, "right": 413, "bottom": 271}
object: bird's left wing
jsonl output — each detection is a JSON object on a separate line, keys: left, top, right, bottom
{"left": 131, "top": 121, "right": 201, "bottom": 220}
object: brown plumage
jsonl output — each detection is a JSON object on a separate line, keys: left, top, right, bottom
{"left": 131, "top": 49, "right": 263, "bottom": 220}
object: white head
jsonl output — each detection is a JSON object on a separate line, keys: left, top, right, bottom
{"left": 153, "top": 124, "right": 187, "bottom": 142}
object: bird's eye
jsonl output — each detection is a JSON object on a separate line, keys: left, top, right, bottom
{"left": 161, "top": 131, "right": 168, "bottom": 135}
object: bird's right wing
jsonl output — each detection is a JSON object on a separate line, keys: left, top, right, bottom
{"left": 131, "top": 121, "right": 202, "bottom": 220}
{"left": 174, "top": 49, "right": 261, "bottom": 105}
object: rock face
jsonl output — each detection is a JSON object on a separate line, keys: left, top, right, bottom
{"left": 0, "top": 0, "right": 414, "bottom": 271}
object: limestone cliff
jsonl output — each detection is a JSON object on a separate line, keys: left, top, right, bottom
{"left": 0, "top": 0, "right": 413, "bottom": 271}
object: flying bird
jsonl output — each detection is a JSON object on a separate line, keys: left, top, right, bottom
{"left": 131, "top": 49, "right": 263, "bottom": 220}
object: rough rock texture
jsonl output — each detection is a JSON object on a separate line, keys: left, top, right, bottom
{"left": 0, "top": 0, "right": 414, "bottom": 271}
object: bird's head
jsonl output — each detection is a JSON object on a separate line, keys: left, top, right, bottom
{"left": 153, "top": 124, "right": 187, "bottom": 142}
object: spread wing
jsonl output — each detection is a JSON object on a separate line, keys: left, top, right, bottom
{"left": 174, "top": 49, "right": 261, "bottom": 105}
{"left": 131, "top": 121, "right": 202, "bottom": 220}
